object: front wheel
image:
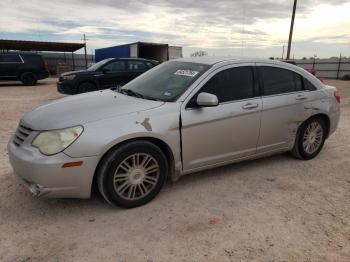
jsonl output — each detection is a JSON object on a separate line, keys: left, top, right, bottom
{"left": 291, "top": 117, "right": 326, "bottom": 160}
{"left": 97, "top": 141, "right": 168, "bottom": 208}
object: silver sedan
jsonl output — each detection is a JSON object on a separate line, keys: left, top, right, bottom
{"left": 8, "top": 58, "right": 340, "bottom": 208}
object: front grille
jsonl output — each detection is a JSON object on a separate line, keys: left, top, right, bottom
{"left": 13, "top": 124, "right": 33, "bottom": 146}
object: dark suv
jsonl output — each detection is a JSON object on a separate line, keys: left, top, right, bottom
{"left": 57, "top": 58, "right": 159, "bottom": 94}
{"left": 0, "top": 53, "right": 49, "bottom": 85}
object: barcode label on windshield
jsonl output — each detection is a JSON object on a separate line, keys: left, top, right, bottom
{"left": 174, "top": 70, "right": 199, "bottom": 77}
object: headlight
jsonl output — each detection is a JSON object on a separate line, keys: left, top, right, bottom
{"left": 63, "top": 74, "right": 76, "bottom": 80}
{"left": 32, "top": 126, "right": 83, "bottom": 155}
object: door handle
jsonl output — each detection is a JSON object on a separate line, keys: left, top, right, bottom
{"left": 295, "top": 94, "right": 307, "bottom": 100}
{"left": 242, "top": 103, "right": 259, "bottom": 110}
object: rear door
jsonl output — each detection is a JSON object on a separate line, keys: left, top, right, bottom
{"left": 126, "top": 60, "right": 149, "bottom": 82}
{"left": 97, "top": 60, "right": 127, "bottom": 88}
{"left": 0, "top": 54, "right": 23, "bottom": 77}
{"left": 256, "top": 64, "right": 318, "bottom": 153}
{"left": 181, "top": 64, "right": 262, "bottom": 172}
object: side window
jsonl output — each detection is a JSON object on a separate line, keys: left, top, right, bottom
{"left": 128, "top": 61, "right": 147, "bottom": 71}
{"left": 260, "top": 67, "right": 296, "bottom": 95}
{"left": 303, "top": 78, "right": 317, "bottom": 91}
{"left": 103, "top": 61, "right": 125, "bottom": 71}
{"left": 200, "top": 66, "right": 254, "bottom": 103}
{"left": 0, "top": 54, "right": 22, "bottom": 63}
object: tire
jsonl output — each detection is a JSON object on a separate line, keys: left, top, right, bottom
{"left": 77, "top": 82, "right": 96, "bottom": 94}
{"left": 290, "top": 116, "right": 326, "bottom": 160}
{"left": 97, "top": 140, "right": 168, "bottom": 208}
{"left": 20, "top": 72, "right": 37, "bottom": 86}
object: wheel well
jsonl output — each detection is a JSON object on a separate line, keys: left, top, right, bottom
{"left": 307, "top": 114, "right": 331, "bottom": 138}
{"left": 19, "top": 71, "right": 36, "bottom": 79}
{"left": 91, "top": 137, "right": 175, "bottom": 194}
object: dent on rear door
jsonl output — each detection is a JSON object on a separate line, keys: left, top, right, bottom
{"left": 258, "top": 90, "right": 324, "bottom": 153}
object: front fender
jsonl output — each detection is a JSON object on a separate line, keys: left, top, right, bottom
{"left": 63, "top": 104, "right": 181, "bottom": 166}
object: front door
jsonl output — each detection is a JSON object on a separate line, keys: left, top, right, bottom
{"left": 97, "top": 60, "right": 128, "bottom": 88}
{"left": 181, "top": 64, "right": 262, "bottom": 172}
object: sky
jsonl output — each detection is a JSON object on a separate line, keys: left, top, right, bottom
{"left": 0, "top": 0, "right": 349, "bottom": 58}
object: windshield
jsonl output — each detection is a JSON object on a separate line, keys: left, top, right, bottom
{"left": 120, "top": 61, "right": 210, "bottom": 102}
{"left": 87, "top": 58, "right": 114, "bottom": 71}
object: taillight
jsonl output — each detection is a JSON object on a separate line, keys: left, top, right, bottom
{"left": 334, "top": 91, "right": 340, "bottom": 103}
{"left": 44, "top": 62, "right": 49, "bottom": 71}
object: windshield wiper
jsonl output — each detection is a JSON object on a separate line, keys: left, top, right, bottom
{"left": 119, "top": 88, "right": 145, "bottom": 99}
{"left": 118, "top": 88, "right": 163, "bottom": 101}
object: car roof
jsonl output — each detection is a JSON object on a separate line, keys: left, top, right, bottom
{"left": 116, "top": 57, "right": 158, "bottom": 63}
{"left": 173, "top": 56, "right": 322, "bottom": 89}
{"left": 0, "top": 52, "right": 42, "bottom": 56}
{"left": 173, "top": 57, "right": 291, "bottom": 67}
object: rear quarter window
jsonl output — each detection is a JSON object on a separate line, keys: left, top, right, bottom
{"left": 303, "top": 78, "right": 317, "bottom": 91}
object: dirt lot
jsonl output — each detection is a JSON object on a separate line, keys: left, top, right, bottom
{"left": 0, "top": 78, "right": 349, "bottom": 262}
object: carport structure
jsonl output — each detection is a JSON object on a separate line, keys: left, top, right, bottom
{"left": 0, "top": 39, "right": 86, "bottom": 70}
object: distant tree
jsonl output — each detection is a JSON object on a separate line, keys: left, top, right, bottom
{"left": 190, "top": 50, "right": 208, "bottom": 57}
{"left": 269, "top": 57, "right": 275, "bottom": 60}
{"left": 302, "top": 57, "right": 307, "bottom": 60}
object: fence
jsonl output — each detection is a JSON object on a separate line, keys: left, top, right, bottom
{"left": 41, "top": 52, "right": 95, "bottom": 75}
{"left": 294, "top": 56, "right": 350, "bottom": 79}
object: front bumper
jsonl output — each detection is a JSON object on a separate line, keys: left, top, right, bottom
{"left": 7, "top": 138, "right": 99, "bottom": 199}
{"left": 57, "top": 81, "right": 76, "bottom": 95}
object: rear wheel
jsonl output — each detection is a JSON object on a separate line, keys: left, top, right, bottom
{"left": 97, "top": 140, "right": 168, "bottom": 208}
{"left": 20, "top": 72, "right": 37, "bottom": 86}
{"left": 291, "top": 116, "right": 326, "bottom": 160}
{"left": 77, "top": 82, "right": 96, "bottom": 94}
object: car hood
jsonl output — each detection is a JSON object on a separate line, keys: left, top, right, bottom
{"left": 61, "top": 70, "right": 88, "bottom": 76}
{"left": 21, "top": 90, "right": 165, "bottom": 130}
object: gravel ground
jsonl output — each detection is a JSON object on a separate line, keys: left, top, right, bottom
{"left": 0, "top": 78, "right": 349, "bottom": 262}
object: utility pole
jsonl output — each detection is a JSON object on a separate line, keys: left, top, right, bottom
{"left": 281, "top": 45, "right": 285, "bottom": 60}
{"left": 286, "top": 0, "right": 297, "bottom": 60}
{"left": 82, "top": 34, "right": 88, "bottom": 69}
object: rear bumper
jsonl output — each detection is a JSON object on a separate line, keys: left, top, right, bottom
{"left": 37, "top": 71, "right": 49, "bottom": 80}
{"left": 7, "top": 138, "right": 99, "bottom": 199}
{"left": 329, "top": 108, "right": 340, "bottom": 137}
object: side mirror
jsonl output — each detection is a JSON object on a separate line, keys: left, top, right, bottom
{"left": 196, "top": 92, "right": 219, "bottom": 107}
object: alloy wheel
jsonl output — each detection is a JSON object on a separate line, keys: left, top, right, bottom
{"left": 302, "top": 121, "right": 323, "bottom": 154}
{"left": 113, "top": 153, "right": 160, "bottom": 201}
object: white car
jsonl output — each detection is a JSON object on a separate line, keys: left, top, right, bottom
{"left": 8, "top": 58, "right": 340, "bottom": 208}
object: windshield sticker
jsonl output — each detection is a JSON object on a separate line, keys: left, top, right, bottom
{"left": 163, "top": 91, "right": 173, "bottom": 97}
{"left": 174, "top": 70, "right": 199, "bottom": 77}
